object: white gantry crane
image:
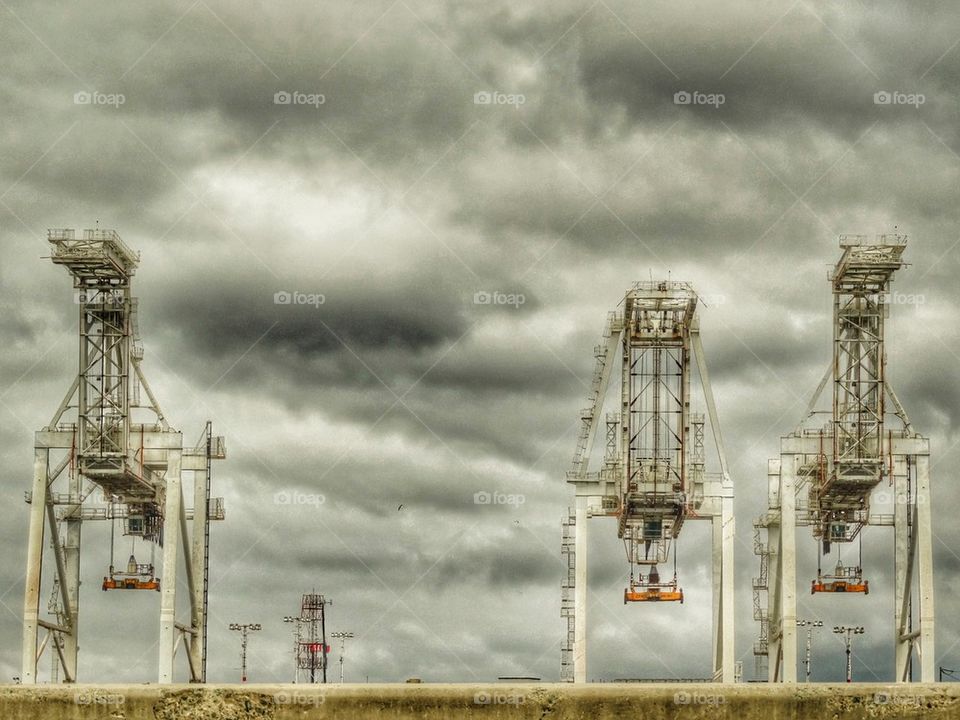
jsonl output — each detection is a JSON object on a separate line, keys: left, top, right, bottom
{"left": 754, "top": 234, "right": 934, "bottom": 683}
{"left": 561, "top": 281, "right": 735, "bottom": 683}
{"left": 21, "top": 229, "right": 225, "bottom": 684}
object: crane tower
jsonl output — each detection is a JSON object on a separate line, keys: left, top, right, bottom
{"left": 753, "top": 234, "right": 934, "bottom": 682}
{"left": 562, "top": 281, "right": 735, "bottom": 682}
{"left": 21, "top": 228, "right": 226, "bottom": 684}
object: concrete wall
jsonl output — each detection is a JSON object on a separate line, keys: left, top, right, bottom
{"left": 0, "top": 683, "right": 957, "bottom": 719}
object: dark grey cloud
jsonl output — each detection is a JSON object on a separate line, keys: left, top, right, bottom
{"left": 161, "top": 275, "right": 470, "bottom": 360}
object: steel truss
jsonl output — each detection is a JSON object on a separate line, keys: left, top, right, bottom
{"left": 290, "top": 593, "right": 331, "bottom": 684}
{"left": 562, "top": 281, "right": 735, "bottom": 683}
{"left": 21, "top": 229, "right": 226, "bottom": 684}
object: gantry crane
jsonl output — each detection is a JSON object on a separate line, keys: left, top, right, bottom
{"left": 754, "top": 234, "right": 934, "bottom": 682}
{"left": 21, "top": 229, "right": 226, "bottom": 684}
{"left": 561, "top": 281, "right": 735, "bottom": 682}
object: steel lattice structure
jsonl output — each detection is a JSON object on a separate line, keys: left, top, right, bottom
{"left": 285, "top": 593, "right": 331, "bottom": 684}
{"left": 21, "top": 229, "right": 226, "bottom": 684}
{"left": 754, "top": 234, "right": 934, "bottom": 683}
{"left": 562, "top": 281, "right": 735, "bottom": 683}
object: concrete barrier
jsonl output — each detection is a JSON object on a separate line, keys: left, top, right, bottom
{"left": 0, "top": 682, "right": 957, "bottom": 719}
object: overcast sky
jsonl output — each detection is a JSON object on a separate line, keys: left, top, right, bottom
{"left": 1, "top": 0, "right": 959, "bottom": 685}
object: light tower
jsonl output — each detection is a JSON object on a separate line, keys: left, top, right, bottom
{"left": 331, "top": 631, "right": 354, "bottom": 683}
{"left": 283, "top": 615, "right": 304, "bottom": 683}
{"left": 797, "top": 619, "right": 822, "bottom": 682}
{"left": 20, "top": 229, "right": 226, "bottom": 684}
{"left": 833, "top": 625, "right": 865, "bottom": 682}
{"left": 755, "top": 234, "right": 934, "bottom": 683}
{"left": 229, "top": 623, "right": 261, "bottom": 683}
{"left": 561, "top": 281, "right": 735, "bottom": 682}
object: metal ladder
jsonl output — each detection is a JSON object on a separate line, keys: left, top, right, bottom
{"left": 560, "top": 508, "right": 576, "bottom": 681}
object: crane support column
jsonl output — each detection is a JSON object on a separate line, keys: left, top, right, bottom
{"left": 190, "top": 451, "right": 209, "bottom": 680}
{"left": 713, "top": 493, "right": 735, "bottom": 681}
{"left": 894, "top": 457, "right": 911, "bottom": 681}
{"left": 573, "top": 495, "right": 588, "bottom": 683}
{"left": 158, "top": 450, "right": 182, "bottom": 684}
{"left": 62, "top": 444, "right": 81, "bottom": 683}
{"left": 778, "top": 454, "right": 797, "bottom": 683}
{"left": 916, "top": 455, "right": 935, "bottom": 682}
{"left": 21, "top": 449, "right": 48, "bottom": 684}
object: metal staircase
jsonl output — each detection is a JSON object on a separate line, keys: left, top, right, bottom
{"left": 570, "top": 313, "right": 622, "bottom": 477}
{"left": 752, "top": 519, "right": 770, "bottom": 678}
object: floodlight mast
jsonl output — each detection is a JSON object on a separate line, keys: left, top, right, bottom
{"left": 331, "top": 631, "right": 355, "bottom": 683}
{"left": 797, "top": 619, "right": 823, "bottom": 682}
{"left": 228, "top": 623, "right": 261, "bottom": 683}
{"left": 283, "top": 616, "right": 302, "bottom": 683}
{"left": 833, "top": 625, "right": 866, "bottom": 683}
